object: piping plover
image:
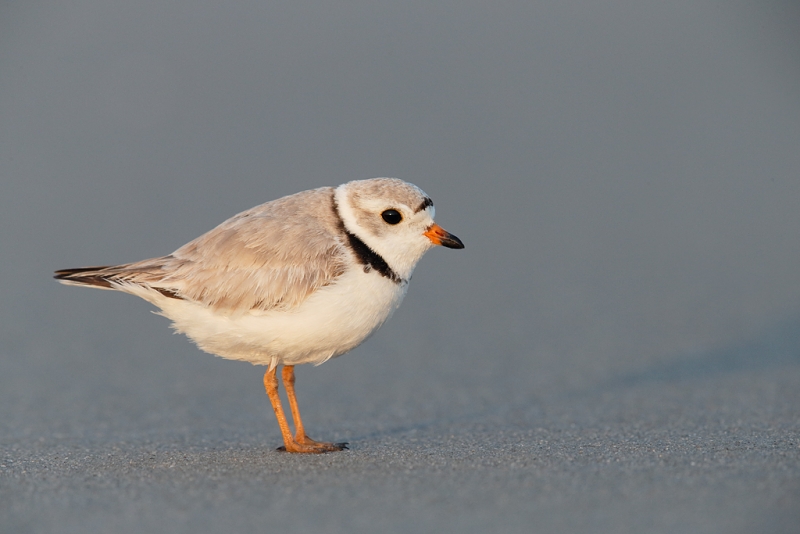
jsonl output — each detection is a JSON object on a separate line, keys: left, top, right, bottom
{"left": 55, "top": 178, "right": 464, "bottom": 453}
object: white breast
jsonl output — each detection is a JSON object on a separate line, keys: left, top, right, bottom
{"left": 151, "top": 267, "right": 409, "bottom": 368}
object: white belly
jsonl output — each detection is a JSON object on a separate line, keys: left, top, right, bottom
{"left": 153, "top": 268, "right": 408, "bottom": 368}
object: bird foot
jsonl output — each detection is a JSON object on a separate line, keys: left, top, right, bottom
{"left": 276, "top": 438, "right": 348, "bottom": 453}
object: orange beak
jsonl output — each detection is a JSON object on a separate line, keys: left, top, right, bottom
{"left": 424, "top": 223, "right": 464, "bottom": 249}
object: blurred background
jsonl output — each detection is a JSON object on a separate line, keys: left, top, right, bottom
{"left": 1, "top": 1, "right": 799, "bottom": 531}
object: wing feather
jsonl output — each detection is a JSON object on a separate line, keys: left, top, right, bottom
{"left": 56, "top": 187, "right": 349, "bottom": 313}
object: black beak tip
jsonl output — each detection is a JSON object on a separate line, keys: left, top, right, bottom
{"left": 442, "top": 234, "right": 465, "bottom": 249}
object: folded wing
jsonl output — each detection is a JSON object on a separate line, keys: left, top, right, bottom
{"left": 55, "top": 187, "right": 348, "bottom": 313}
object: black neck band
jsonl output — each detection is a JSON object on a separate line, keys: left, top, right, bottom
{"left": 343, "top": 230, "right": 404, "bottom": 284}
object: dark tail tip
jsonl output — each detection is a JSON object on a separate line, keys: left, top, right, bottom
{"left": 54, "top": 266, "right": 115, "bottom": 288}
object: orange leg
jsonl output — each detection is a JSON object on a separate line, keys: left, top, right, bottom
{"left": 263, "top": 366, "right": 347, "bottom": 453}
{"left": 282, "top": 365, "right": 347, "bottom": 452}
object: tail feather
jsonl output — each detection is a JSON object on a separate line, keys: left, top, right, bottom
{"left": 54, "top": 265, "right": 183, "bottom": 300}
{"left": 54, "top": 266, "right": 116, "bottom": 289}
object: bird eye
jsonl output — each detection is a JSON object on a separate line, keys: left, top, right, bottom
{"left": 381, "top": 209, "right": 402, "bottom": 225}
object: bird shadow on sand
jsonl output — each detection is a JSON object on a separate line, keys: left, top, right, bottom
{"left": 349, "top": 313, "right": 800, "bottom": 443}
{"left": 595, "top": 314, "right": 800, "bottom": 392}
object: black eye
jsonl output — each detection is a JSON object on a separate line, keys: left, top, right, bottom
{"left": 381, "top": 209, "right": 402, "bottom": 225}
